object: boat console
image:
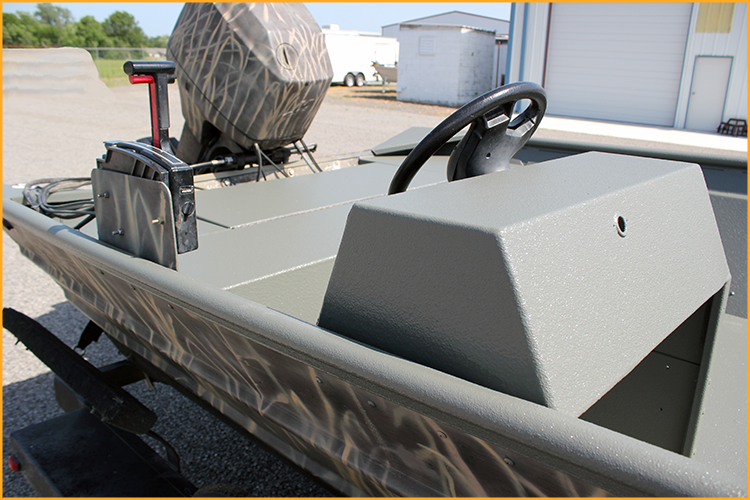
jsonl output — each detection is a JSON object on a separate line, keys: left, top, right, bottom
{"left": 319, "top": 151, "right": 730, "bottom": 455}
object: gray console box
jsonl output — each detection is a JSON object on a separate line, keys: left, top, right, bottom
{"left": 319, "top": 152, "right": 730, "bottom": 416}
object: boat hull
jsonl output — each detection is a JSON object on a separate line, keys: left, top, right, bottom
{"left": 3, "top": 190, "right": 744, "bottom": 497}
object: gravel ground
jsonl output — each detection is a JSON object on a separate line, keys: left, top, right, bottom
{"left": 2, "top": 52, "right": 454, "bottom": 497}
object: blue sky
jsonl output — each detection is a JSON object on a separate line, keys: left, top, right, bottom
{"left": 2, "top": 3, "right": 512, "bottom": 37}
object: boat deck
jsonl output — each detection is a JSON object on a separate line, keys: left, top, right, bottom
{"left": 179, "top": 156, "right": 448, "bottom": 322}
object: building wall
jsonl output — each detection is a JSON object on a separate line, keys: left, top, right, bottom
{"left": 506, "top": 4, "right": 549, "bottom": 85}
{"left": 457, "top": 28, "right": 496, "bottom": 102}
{"left": 492, "top": 40, "right": 508, "bottom": 88}
{"left": 382, "top": 25, "right": 399, "bottom": 39}
{"left": 506, "top": 3, "right": 747, "bottom": 129}
{"left": 397, "top": 25, "right": 495, "bottom": 107}
{"left": 675, "top": 3, "right": 748, "bottom": 127}
{"left": 544, "top": 3, "right": 692, "bottom": 126}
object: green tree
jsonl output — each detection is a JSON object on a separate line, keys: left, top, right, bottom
{"left": 34, "top": 3, "right": 74, "bottom": 28}
{"left": 34, "top": 22, "right": 64, "bottom": 46}
{"left": 72, "top": 15, "right": 111, "bottom": 48}
{"left": 4, "top": 4, "right": 77, "bottom": 47}
{"left": 3, "top": 12, "right": 40, "bottom": 46}
{"left": 102, "top": 11, "right": 147, "bottom": 47}
{"left": 148, "top": 35, "right": 169, "bottom": 48}
{"left": 3, "top": 4, "right": 165, "bottom": 50}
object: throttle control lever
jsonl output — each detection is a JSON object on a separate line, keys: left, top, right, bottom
{"left": 123, "top": 60, "right": 176, "bottom": 154}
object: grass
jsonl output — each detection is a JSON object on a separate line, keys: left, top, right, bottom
{"left": 94, "top": 58, "right": 129, "bottom": 79}
{"left": 92, "top": 58, "right": 130, "bottom": 87}
{"left": 92, "top": 55, "right": 163, "bottom": 87}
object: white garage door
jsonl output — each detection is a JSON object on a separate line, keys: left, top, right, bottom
{"left": 544, "top": 3, "right": 691, "bottom": 126}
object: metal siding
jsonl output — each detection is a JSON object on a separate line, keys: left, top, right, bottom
{"left": 397, "top": 26, "right": 461, "bottom": 106}
{"left": 404, "top": 12, "right": 510, "bottom": 35}
{"left": 506, "top": 4, "right": 519, "bottom": 82}
{"left": 677, "top": 3, "right": 747, "bottom": 125}
{"left": 544, "top": 3, "right": 691, "bottom": 126}
{"left": 457, "top": 30, "right": 495, "bottom": 102}
{"left": 398, "top": 26, "right": 495, "bottom": 107}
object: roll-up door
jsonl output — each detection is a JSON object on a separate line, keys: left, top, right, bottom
{"left": 544, "top": 3, "right": 691, "bottom": 126}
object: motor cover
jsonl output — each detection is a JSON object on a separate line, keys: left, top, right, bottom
{"left": 167, "top": 3, "right": 333, "bottom": 151}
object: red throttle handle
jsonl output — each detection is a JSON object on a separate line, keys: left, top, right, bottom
{"left": 123, "top": 60, "right": 176, "bottom": 154}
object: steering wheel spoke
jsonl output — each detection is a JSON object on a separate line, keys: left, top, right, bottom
{"left": 485, "top": 111, "right": 511, "bottom": 131}
{"left": 389, "top": 82, "right": 546, "bottom": 194}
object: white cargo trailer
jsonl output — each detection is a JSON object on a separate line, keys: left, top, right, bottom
{"left": 322, "top": 25, "right": 399, "bottom": 87}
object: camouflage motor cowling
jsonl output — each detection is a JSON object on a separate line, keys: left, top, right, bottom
{"left": 167, "top": 3, "right": 333, "bottom": 151}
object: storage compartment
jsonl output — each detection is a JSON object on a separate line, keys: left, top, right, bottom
{"left": 319, "top": 152, "right": 731, "bottom": 416}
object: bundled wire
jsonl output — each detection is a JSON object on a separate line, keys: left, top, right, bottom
{"left": 22, "top": 178, "right": 95, "bottom": 224}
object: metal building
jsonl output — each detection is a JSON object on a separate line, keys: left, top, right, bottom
{"left": 506, "top": 3, "right": 747, "bottom": 131}
{"left": 382, "top": 11, "right": 510, "bottom": 106}
{"left": 395, "top": 24, "right": 496, "bottom": 107}
{"left": 382, "top": 11, "right": 509, "bottom": 38}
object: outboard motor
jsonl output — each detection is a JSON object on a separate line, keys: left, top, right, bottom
{"left": 167, "top": 3, "right": 333, "bottom": 170}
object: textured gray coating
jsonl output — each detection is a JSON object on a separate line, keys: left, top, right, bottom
{"left": 228, "top": 258, "right": 336, "bottom": 324}
{"left": 181, "top": 203, "right": 351, "bottom": 289}
{"left": 581, "top": 348, "right": 702, "bottom": 452}
{"left": 194, "top": 160, "right": 444, "bottom": 229}
{"left": 373, "top": 127, "right": 747, "bottom": 319}
{"left": 181, "top": 157, "right": 446, "bottom": 290}
{"left": 687, "top": 313, "right": 747, "bottom": 479}
{"left": 320, "top": 152, "right": 730, "bottom": 415}
{"left": 0, "top": 52, "right": 446, "bottom": 495}
{"left": 708, "top": 191, "right": 747, "bottom": 317}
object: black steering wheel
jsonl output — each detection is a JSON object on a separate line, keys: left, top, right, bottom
{"left": 388, "top": 82, "right": 547, "bottom": 195}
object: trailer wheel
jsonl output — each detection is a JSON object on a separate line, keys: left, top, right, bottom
{"left": 344, "top": 73, "right": 355, "bottom": 87}
{"left": 355, "top": 73, "right": 365, "bottom": 87}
